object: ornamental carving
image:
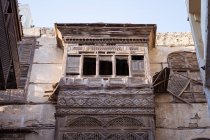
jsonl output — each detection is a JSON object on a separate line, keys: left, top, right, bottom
{"left": 59, "top": 88, "right": 153, "bottom": 96}
{"left": 63, "top": 132, "right": 149, "bottom": 140}
{"left": 68, "top": 45, "right": 145, "bottom": 52}
{"left": 61, "top": 116, "right": 154, "bottom": 128}
{"left": 58, "top": 96, "right": 153, "bottom": 107}
{"left": 56, "top": 108, "right": 154, "bottom": 115}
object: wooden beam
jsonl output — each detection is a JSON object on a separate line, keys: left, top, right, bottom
{"left": 168, "top": 91, "right": 192, "bottom": 105}
{"left": 178, "top": 79, "right": 191, "bottom": 97}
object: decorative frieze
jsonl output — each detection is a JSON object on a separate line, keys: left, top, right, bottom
{"left": 59, "top": 88, "right": 153, "bottom": 95}
{"left": 67, "top": 44, "right": 145, "bottom": 53}
{"left": 59, "top": 77, "right": 149, "bottom": 88}
{"left": 57, "top": 115, "right": 154, "bottom": 140}
{"left": 56, "top": 108, "right": 154, "bottom": 115}
{"left": 58, "top": 94, "right": 154, "bottom": 107}
{"left": 63, "top": 131, "right": 150, "bottom": 140}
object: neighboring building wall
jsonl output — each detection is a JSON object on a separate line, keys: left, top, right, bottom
{"left": 151, "top": 32, "right": 210, "bottom": 140}
{"left": 0, "top": 28, "right": 63, "bottom": 140}
{"left": 19, "top": 4, "right": 33, "bottom": 28}
{"left": 186, "top": 0, "right": 210, "bottom": 110}
{"left": 150, "top": 32, "right": 195, "bottom": 76}
{"left": 0, "top": 0, "right": 22, "bottom": 89}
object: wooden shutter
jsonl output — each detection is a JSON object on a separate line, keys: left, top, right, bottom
{"left": 8, "top": 13, "right": 20, "bottom": 87}
{"left": 0, "top": 1, "right": 11, "bottom": 88}
{"left": 131, "top": 55, "right": 144, "bottom": 75}
{"left": 66, "top": 56, "right": 80, "bottom": 75}
{"left": 131, "top": 60, "right": 144, "bottom": 75}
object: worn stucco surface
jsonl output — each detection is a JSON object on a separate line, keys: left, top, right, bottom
{"left": 0, "top": 28, "right": 62, "bottom": 139}
{"left": 150, "top": 32, "right": 195, "bottom": 76}
{"left": 28, "top": 32, "right": 63, "bottom": 103}
{"left": 0, "top": 105, "right": 55, "bottom": 127}
{"left": 153, "top": 32, "right": 210, "bottom": 140}
{"left": 156, "top": 128, "right": 210, "bottom": 140}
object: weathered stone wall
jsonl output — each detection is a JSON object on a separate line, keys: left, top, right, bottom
{"left": 150, "top": 32, "right": 195, "bottom": 76}
{"left": 0, "top": 28, "right": 63, "bottom": 140}
{"left": 156, "top": 32, "right": 194, "bottom": 47}
{"left": 153, "top": 32, "right": 210, "bottom": 140}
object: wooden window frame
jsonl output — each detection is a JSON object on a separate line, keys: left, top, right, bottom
{"left": 66, "top": 54, "right": 145, "bottom": 78}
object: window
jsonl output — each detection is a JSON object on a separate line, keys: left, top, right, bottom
{"left": 99, "top": 56, "right": 112, "bottom": 75}
{"left": 132, "top": 55, "right": 144, "bottom": 60}
{"left": 83, "top": 56, "right": 96, "bottom": 75}
{"left": 131, "top": 55, "right": 144, "bottom": 75}
{"left": 66, "top": 54, "right": 145, "bottom": 77}
{"left": 116, "top": 56, "right": 129, "bottom": 76}
{"left": 66, "top": 56, "right": 80, "bottom": 75}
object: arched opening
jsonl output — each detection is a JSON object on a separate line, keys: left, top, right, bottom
{"left": 66, "top": 116, "right": 102, "bottom": 127}
{"left": 106, "top": 117, "right": 144, "bottom": 127}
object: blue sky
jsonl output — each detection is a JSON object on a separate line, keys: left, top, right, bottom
{"left": 18, "top": 0, "right": 191, "bottom": 32}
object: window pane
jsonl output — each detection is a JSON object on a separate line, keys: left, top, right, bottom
{"left": 99, "top": 56, "right": 112, "bottom": 75}
{"left": 83, "top": 56, "right": 96, "bottom": 75}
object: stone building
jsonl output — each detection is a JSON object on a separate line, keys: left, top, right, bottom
{"left": 0, "top": 1, "right": 210, "bottom": 139}
{"left": 19, "top": 4, "right": 33, "bottom": 28}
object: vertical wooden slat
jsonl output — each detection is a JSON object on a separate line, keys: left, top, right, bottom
{"left": 18, "top": 38, "right": 36, "bottom": 89}
{"left": 131, "top": 60, "right": 144, "bottom": 74}
{"left": 8, "top": 13, "right": 20, "bottom": 87}
{"left": 0, "top": 0, "right": 12, "bottom": 89}
{"left": 66, "top": 56, "right": 80, "bottom": 74}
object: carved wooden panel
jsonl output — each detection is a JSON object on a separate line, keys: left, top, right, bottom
{"left": 107, "top": 117, "right": 144, "bottom": 127}
{"left": 67, "top": 116, "right": 102, "bottom": 127}
{"left": 167, "top": 51, "right": 199, "bottom": 70}
{"left": 57, "top": 115, "right": 154, "bottom": 140}
{"left": 67, "top": 45, "right": 145, "bottom": 54}
{"left": 65, "top": 116, "right": 147, "bottom": 128}
{"left": 168, "top": 73, "right": 189, "bottom": 95}
{"left": 59, "top": 88, "right": 152, "bottom": 96}
{"left": 56, "top": 88, "right": 155, "bottom": 139}
{"left": 58, "top": 89, "right": 154, "bottom": 108}
{"left": 60, "top": 77, "right": 149, "bottom": 88}
{"left": 63, "top": 132, "right": 149, "bottom": 140}
{"left": 58, "top": 95, "right": 153, "bottom": 107}
{"left": 131, "top": 60, "right": 144, "bottom": 75}
{"left": 56, "top": 108, "right": 154, "bottom": 115}
{"left": 166, "top": 51, "right": 206, "bottom": 103}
